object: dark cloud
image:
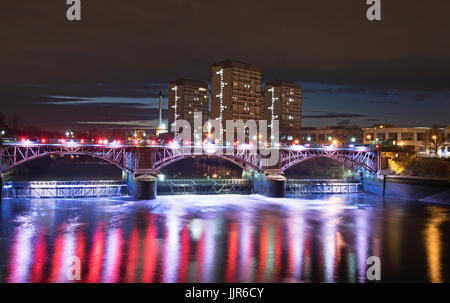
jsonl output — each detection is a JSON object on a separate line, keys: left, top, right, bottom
{"left": 1, "top": 0, "right": 450, "bottom": 89}
{"left": 0, "top": 0, "right": 449, "bottom": 130}
{"left": 14, "top": 101, "right": 168, "bottom": 130}
{"left": 302, "top": 86, "right": 390, "bottom": 96}
{"left": 303, "top": 112, "right": 367, "bottom": 119}
{"left": 412, "top": 92, "right": 435, "bottom": 102}
{"left": 368, "top": 100, "right": 400, "bottom": 105}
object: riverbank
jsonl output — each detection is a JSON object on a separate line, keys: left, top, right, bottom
{"left": 363, "top": 175, "right": 450, "bottom": 204}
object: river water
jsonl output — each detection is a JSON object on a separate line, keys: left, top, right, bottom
{"left": 0, "top": 194, "right": 449, "bottom": 283}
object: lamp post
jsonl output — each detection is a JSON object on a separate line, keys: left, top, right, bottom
{"left": 0, "top": 129, "right": 5, "bottom": 145}
{"left": 432, "top": 135, "right": 437, "bottom": 156}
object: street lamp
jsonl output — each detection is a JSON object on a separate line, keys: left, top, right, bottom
{"left": 0, "top": 129, "right": 4, "bottom": 145}
{"left": 432, "top": 135, "right": 437, "bottom": 155}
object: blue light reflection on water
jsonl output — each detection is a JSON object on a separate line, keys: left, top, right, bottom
{"left": 0, "top": 194, "right": 449, "bottom": 283}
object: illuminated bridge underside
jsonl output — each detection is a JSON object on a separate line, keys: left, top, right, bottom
{"left": 150, "top": 147, "right": 263, "bottom": 172}
{"left": 0, "top": 144, "right": 379, "bottom": 174}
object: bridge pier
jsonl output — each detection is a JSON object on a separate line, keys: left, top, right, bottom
{"left": 124, "top": 171, "right": 157, "bottom": 200}
{"left": 0, "top": 173, "right": 3, "bottom": 202}
{"left": 257, "top": 169, "right": 286, "bottom": 198}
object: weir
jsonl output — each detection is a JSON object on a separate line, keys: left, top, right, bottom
{"left": 286, "top": 179, "right": 362, "bottom": 194}
{"left": 2, "top": 180, "right": 128, "bottom": 199}
{"left": 2, "top": 178, "right": 363, "bottom": 199}
{"left": 158, "top": 179, "right": 253, "bottom": 195}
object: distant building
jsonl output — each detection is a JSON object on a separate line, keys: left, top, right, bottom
{"left": 168, "top": 78, "right": 209, "bottom": 137}
{"left": 211, "top": 59, "right": 263, "bottom": 140}
{"left": 282, "top": 127, "right": 363, "bottom": 146}
{"left": 264, "top": 80, "right": 302, "bottom": 139}
{"left": 362, "top": 124, "right": 450, "bottom": 157}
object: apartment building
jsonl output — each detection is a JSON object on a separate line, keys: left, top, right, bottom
{"left": 168, "top": 78, "right": 209, "bottom": 137}
{"left": 264, "top": 80, "right": 302, "bottom": 138}
{"left": 211, "top": 59, "right": 263, "bottom": 139}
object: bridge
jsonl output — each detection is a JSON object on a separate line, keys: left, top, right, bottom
{"left": 0, "top": 141, "right": 380, "bottom": 175}
{"left": 0, "top": 141, "right": 379, "bottom": 199}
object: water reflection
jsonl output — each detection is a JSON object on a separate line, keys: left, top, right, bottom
{"left": 424, "top": 206, "right": 448, "bottom": 283}
{"left": 1, "top": 194, "right": 449, "bottom": 283}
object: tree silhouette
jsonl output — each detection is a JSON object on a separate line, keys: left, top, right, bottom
{"left": 425, "top": 126, "right": 445, "bottom": 156}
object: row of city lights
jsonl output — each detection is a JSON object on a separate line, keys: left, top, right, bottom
{"left": 18, "top": 138, "right": 123, "bottom": 145}
{"left": 16, "top": 137, "right": 373, "bottom": 150}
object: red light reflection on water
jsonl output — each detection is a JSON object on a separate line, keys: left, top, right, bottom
{"left": 225, "top": 222, "right": 238, "bottom": 282}
{"left": 31, "top": 232, "right": 46, "bottom": 283}
{"left": 86, "top": 226, "right": 105, "bottom": 283}
{"left": 142, "top": 214, "right": 159, "bottom": 283}
{"left": 177, "top": 224, "right": 191, "bottom": 282}
{"left": 3, "top": 196, "right": 444, "bottom": 283}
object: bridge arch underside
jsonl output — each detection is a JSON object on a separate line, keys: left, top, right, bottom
{"left": 1, "top": 152, "right": 132, "bottom": 174}
{"left": 282, "top": 155, "right": 375, "bottom": 174}
{"left": 154, "top": 154, "right": 262, "bottom": 173}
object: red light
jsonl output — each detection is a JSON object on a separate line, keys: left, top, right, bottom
{"left": 21, "top": 138, "right": 26, "bottom": 143}
{"left": 80, "top": 139, "right": 85, "bottom": 144}
{"left": 184, "top": 141, "right": 190, "bottom": 146}
{"left": 376, "top": 144, "right": 380, "bottom": 148}
{"left": 233, "top": 141, "right": 238, "bottom": 147}
{"left": 98, "top": 139, "right": 103, "bottom": 144}
{"left": 133, "top": 140, "right": 138, "bottom": 145}
{"left": 61, "top": 139, "right": 66, "bottom": 144}
{"left": 41, "top": 138, "right": 47, "bottom": 143}
{"left": 151, "top": 140, "right": 156, "bottom": 145}
{"left": 117, "top": 140, "right": 121, "bottom": 144}
{"left": 168, "top": 141, "right": 173, "bottom": 145}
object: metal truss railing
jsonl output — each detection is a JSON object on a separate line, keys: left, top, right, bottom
{"left": 2, "top": 180, "right": 128, "bottom": 199}
{"left": 280, "top": 148, "right": 379, "bottom": 173}
{"left": 286, "top": 179, "right": 362, "bottom": 194}
{"left": 157, "top": 179, "right": 253, "bottom": 195}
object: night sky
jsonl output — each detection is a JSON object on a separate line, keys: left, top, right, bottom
{"left": 1, "top": 0, "right": 449, "bottom": 131}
